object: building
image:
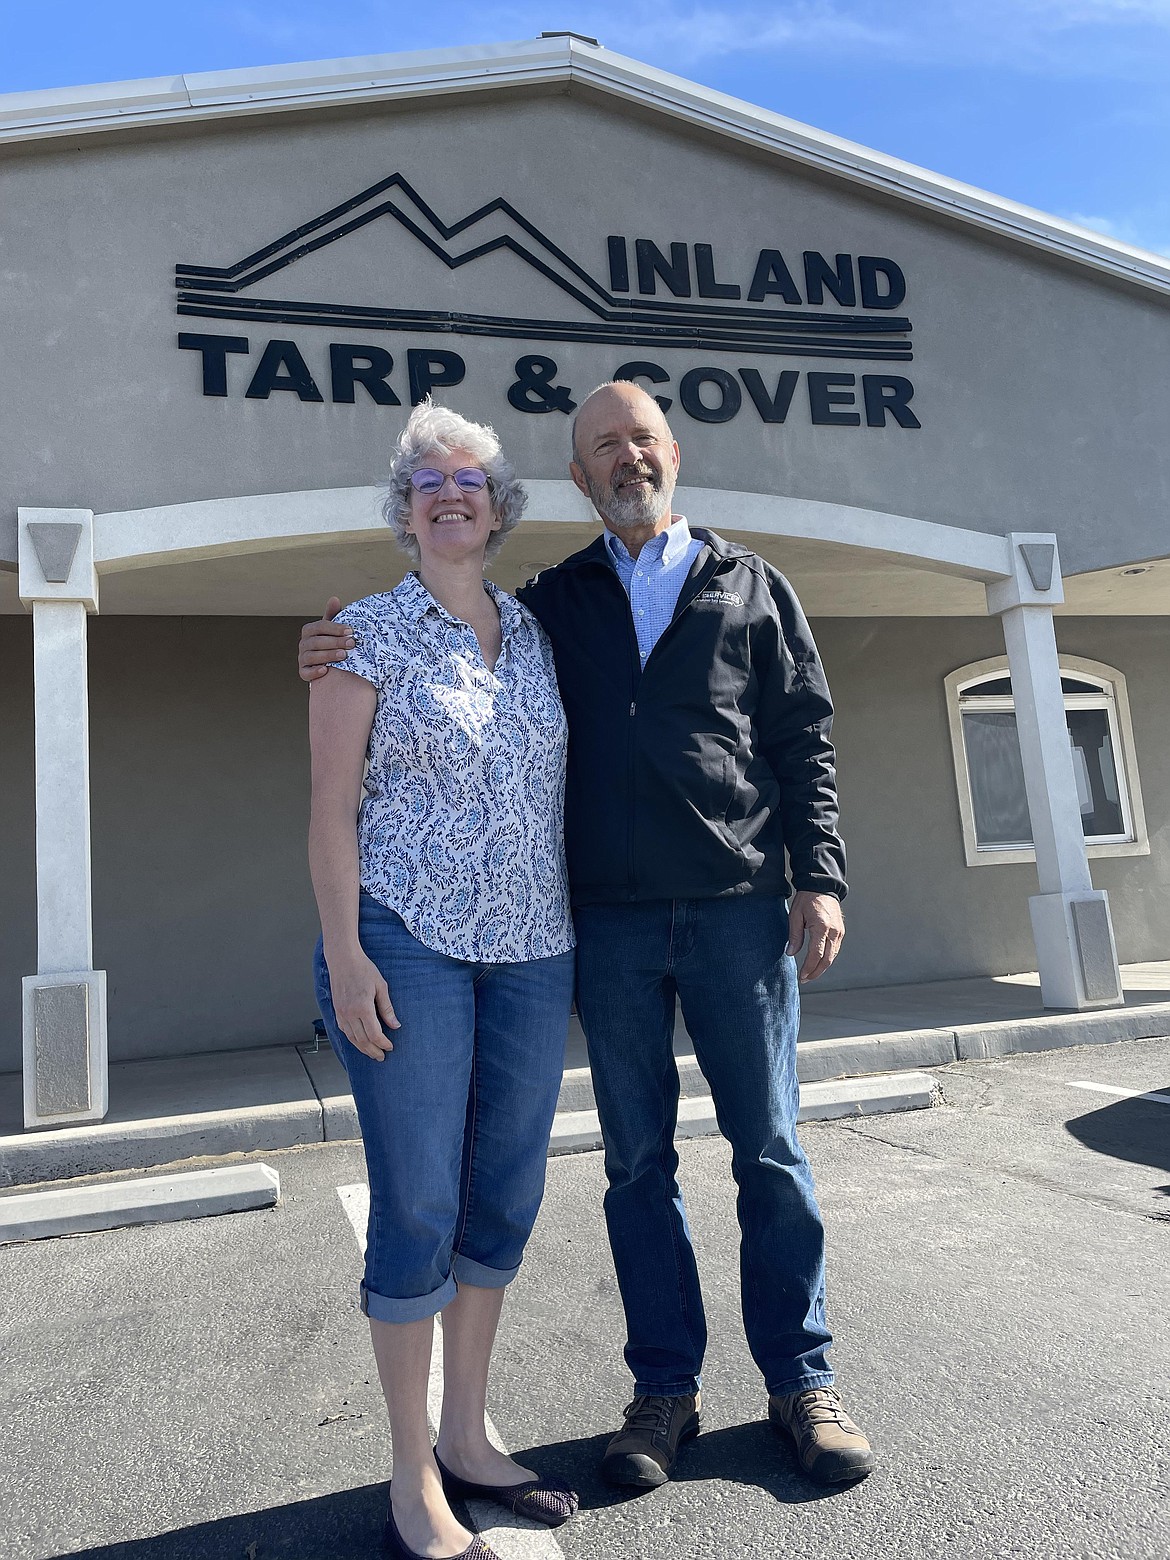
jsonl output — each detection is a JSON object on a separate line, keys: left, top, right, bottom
{"left": 2, "top": 36, "right": 1167, "bottom": 1130}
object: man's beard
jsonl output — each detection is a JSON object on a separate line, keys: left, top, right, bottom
{"left": 584, "top": 461, "right": 675, "bottom": 530}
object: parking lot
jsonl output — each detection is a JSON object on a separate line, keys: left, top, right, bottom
{"left": 3, "top": 1037, "right": 1168, "bottom": 1560}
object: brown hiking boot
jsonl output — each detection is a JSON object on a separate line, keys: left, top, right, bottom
{"left": 769, "top": 1387, "right": 874, "bottom": 1483}
{"left": 601, "top": 1393, "right": 702, "bottom": 1488}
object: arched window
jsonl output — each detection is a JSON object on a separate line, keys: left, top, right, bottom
{"left": 944, "top": 655, "right": 1148, "bottom": 866}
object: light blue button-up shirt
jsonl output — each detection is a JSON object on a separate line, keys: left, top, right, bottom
{"left": 604, "top": 516, "right": 705, "bottom": 666}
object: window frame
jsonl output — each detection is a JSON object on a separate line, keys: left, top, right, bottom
{"left": 944, "top": 653, "right": 1149, "bottom": 867}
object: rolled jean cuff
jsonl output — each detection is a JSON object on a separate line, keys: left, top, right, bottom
{"left": 632, "top": 1376, "right": 702, "bottom": 1399}
{"left": 452, "top": 1252, "right": 519, "bottom": 1290}
{"left": 766, "top": 1368, "right": 836, "bottom": 1397}
{"left": 360, "top": 1275, "right": 457, "bottom": 1324}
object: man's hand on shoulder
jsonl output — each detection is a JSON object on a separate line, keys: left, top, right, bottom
{"left": 299, "top": 597, "right": 354, "bottom": 682}
{"left": 786, "top": 891, "right": 845, "bottom": 983}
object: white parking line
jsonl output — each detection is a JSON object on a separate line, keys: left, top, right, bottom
{"left": 335, "top": 1184, "right": 566, "bottom": 1560}
{"left": 1067, "top": 1081, "right": 1170, "bottom": 1107}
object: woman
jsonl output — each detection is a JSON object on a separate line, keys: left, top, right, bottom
{"left": 309, "top": 401, "right": 578, "bottom": 1560}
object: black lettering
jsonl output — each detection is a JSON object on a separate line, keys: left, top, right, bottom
{"left": 614, "top": 361, "right": 673, "bottom": 413}
{"left": 635, "top": 239, "right": 692, "bottom": 297}
{"left": 407, "top": 349, "right": 466, "bottom": 406}
{"left": 694, "top": 243, "right": 740, "bottom": 299}
{"left": 739, "top": 368, "right": 799, "bottom": 423}
{"left": 178, "top": 332, "right": 249, "bottom": 397}
{"left": 747, "top": 250, "right": 802, "bottom": 304}
{"left": 858, "top": 257, "right": 906, "bottom": 310}
{"left": 608, "top": 236, "right": 630, "bottom": 293}
{"left": 808, "top": 373, "right": 860, "bottom": 426}
{"left": 245, "top": 340, "right": 323, "bottom": 402}
{"left": 679, "top": 367, "right": 741, "bottom": 424}
{"left": 329, "top": 344, "right": 400, "bottom": 406}
{"left": 863, "top": 374, "right": 920, "bottom": 428}
{"left": 507, "top": 355, "right": 576, "bottom": 414}
{"left": 803, "top": 252, "right": 856, "bottom": 307}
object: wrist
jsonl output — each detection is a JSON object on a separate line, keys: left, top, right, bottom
{"left": 323, "top": 936, "right": 363, "bottom": 964}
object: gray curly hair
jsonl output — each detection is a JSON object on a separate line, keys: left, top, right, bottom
{"left": 382, "top": 400, "right": 527, "bottom": 563}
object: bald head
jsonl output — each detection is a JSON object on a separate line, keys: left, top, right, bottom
{"left": 571, "top": 380, "right": 673, "bottom": 464}
{"left": 569, "top": 381, "right": 681, "bottom": 535}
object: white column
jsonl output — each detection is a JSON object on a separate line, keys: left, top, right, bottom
{"left": 986, "top": 535, "right": 1122, "bottom": 1010}
{"left": 17, "top": 508, "right": 108, "bottom": 1127}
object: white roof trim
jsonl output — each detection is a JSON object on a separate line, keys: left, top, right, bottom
{"left": 3, "top": 34, "right": 1168, "bottom": 298}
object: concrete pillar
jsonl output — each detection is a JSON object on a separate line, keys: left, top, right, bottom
{"left": 986, "top": 535, "right": 1122, "bottom": 1010}
{"left": 17, "top": 508, "right": 108, "bottom": 1127}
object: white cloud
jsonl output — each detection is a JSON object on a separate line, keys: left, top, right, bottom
{"left": 208, "top": 1, "right": 1170, "bottom": 88}
{"left": 513, "top": 0, "right": 1170, "bottom": 76}
{"left": 1065, "top": 209, "right": 1170, "bottom": 255}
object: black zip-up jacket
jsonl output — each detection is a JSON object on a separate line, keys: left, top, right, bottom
{"left": 516, "top": 528, "right": 847, "bottom": 907}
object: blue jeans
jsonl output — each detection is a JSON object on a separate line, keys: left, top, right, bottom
{"left": 315, "top": 894, "right": 574, "bottom": 1323}
{"left": 574, "top": 895, "right": 834, "bottom": 1398}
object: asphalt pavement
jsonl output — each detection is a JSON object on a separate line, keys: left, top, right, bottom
{"left": 2, "top": 1036, "right": 1167, "bottom": 1560}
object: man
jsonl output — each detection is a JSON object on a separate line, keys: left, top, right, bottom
{"left": 299, "top": 381, "right": 873, "bottom": 1488}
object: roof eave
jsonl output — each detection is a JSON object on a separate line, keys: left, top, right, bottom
{"left": 2, "top": 35, "right": 1167, "bottom": 300}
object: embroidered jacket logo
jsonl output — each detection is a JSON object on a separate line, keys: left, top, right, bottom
{"left": 696, "top": 589, "right": 744, "bottom": 606}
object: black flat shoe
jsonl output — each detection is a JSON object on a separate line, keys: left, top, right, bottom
{"left": 434, "top": 1452, "right": 580, "bottom": 1528}
{"left": 382, "top": 1496, "right": 501, "bottom": 1560}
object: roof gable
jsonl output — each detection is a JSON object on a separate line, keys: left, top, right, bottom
{"left": 2, "top": 35, "right": 1168, "bottom": 301}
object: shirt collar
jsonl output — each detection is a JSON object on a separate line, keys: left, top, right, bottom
{"left": 393, "top": 571, "right": 521, "bottom": 638}
{"left": 604, "top": 515, "right": 692, "bottom": 569}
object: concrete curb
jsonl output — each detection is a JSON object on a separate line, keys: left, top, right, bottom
{"left": 0, "top": 1162, "right": 280, "bottom": 1244}
{"left": 0, "top": 1099, "right": 318, "bottom": 1189}
{"left": 2, "top": 995, "right": 1166, "bottom": 1189}
{"left": 550, "top": 1071, "right": 940, "bottom": 1155}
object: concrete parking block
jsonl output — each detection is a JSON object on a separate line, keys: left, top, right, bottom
{"left": 798, "top": 1070, "right": 940, "bottom": 1120}
{"left": 0, "top": 1162, "right": 280, "bottom": 1244}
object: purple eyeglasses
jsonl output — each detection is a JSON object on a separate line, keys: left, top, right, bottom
{"left": 409, "top": 467, "right": 489, "bottom": 495}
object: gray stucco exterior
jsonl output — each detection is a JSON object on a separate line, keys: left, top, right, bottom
{"left": 1, "top": 39, "right": 1167, "bottom": 1078}
{"left": 0, "top": 611, "right": 1165, "bottom": 1074}
{"left": 2, "top": 87, "right": 1170, "bottom": 578}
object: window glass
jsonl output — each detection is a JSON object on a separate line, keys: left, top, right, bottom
{"left": 951, "top": 659, "right": 1141, "bottom": 861}
{"left": 960, "top": 702, "right": 1129, "bottom": 849}
{"left": 960, "top": 711, "right": 1031, "bottom": 847}
{"left": 960, "top": 675, "right": 1103, "bottom": 698}
{"left": 1066, "top": 709, "right": 1124, "bottom": 837}
{"left": 1060, "top": 677, "right": 1102, "bottom": 695}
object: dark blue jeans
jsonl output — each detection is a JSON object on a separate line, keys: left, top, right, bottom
{"left": 574, "top": 895, "right": 834, "bottom": 1398}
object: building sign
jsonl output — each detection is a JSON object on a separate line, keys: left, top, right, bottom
{"left": 175, "top": 172, "right": 919, "bottom": 428}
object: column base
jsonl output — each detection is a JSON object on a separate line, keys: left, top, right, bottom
{"left": 1029, "top": 892, "right": 1122, "bottom": 1011}
{"left": 22, "top": 970, "right": 109, "bottom": 1128}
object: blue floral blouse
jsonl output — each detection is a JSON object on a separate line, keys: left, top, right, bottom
{"left": 332, "top": 574, "right": 575, "bottom": 963}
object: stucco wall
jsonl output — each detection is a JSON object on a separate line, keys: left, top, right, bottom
{"left": 0, "top": 615, "right": 320, "bottom": 1073}
{"left": 2, "top": 89, "right": 1169, "bottom": 576}
{"left": 0, "top": 612, "right": 1166, "bottom": 1073}
{"left": 818, "top": 616, "right": 1170, "bottom": 988}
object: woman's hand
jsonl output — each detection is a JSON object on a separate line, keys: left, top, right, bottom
{"left": 326, "top": 946, "right": 400, "bottom": 1060}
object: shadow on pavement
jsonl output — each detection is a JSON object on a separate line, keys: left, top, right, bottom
{"left": 1065, "top": 1090, "right": 1170, "bottom": 1191}
{"left": 517, "top": 1420, "right": 844, "bottom": 1511}
{"left": 61, "top": 1427, "right": 852, "bottom": 1559}
{"left": 58, "top": 1481, "right": 388, "bottom": 1560}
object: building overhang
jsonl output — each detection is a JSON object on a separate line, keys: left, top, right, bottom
{"left": 3, "top": 483, "right": 1164, "bottom": 618}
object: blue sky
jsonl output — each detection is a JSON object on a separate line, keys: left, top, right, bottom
{"left": 4, "top": 1, "right": 1169, "bottom": 255}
